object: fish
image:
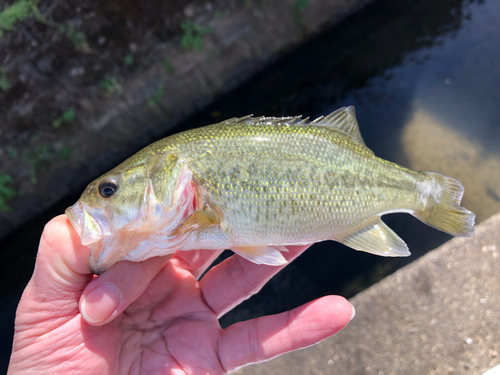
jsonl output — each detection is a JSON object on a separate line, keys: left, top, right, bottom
{"left": 65, "top": 106, "right": 475, "bottom": 274}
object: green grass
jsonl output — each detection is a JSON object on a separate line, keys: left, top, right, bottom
{"left": 124, "top": 53, "right": 134, "bottom": 66}
{"left": 7, "top": 147, "right": 17, "bottom": 158}
{"left": 24, "top": 144, "right": 57, "bottom": 169}
{"left": 162, "top": 59, "right": 174, "bottom": 75}
{"left": 147, "top": 85, "right": 165, "bottom": 107}
{"left": 0, "top": 0, "right": 40, "bottom": 37}
{"left": 0, "top": 173, "right": 17, "bottom": 212}
{"left": 214, "top": 10, "right": 230, "bottom": 19}
{"left": 292, "top": 0, "right": 309, "bottom": 24}
{"left": 30, "top": 131, "right": 43, "bottom": 142}
{"left": 0, "top": 0, "right": 90, "bottom": 52}
{"left": 99, "top": 75, "right": 122, "bottom": 95}
{"left": 53, "top": 108, "right": 75, "bottom": 128}
{"left": 180, "top": 21, "right": 212, "bottom": 51}
{"left": 59, "top": 144, "right": 72, "bottom": 161}
{"left": 0, "top": 67, "right": 9, "bottom": 91}
{"left": 24, "top": 144, "right": 71, "bottom": 183}
{"left": 62, "top": 23, "right": 89, "bottom": 50}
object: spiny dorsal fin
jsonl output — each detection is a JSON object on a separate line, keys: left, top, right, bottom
{"left": 312, "top": 106, "right": 367, "bottom": 147}
{"left": 224, "top": 107, "right": 370, "bottom": 150}
{"left": 225, "top": 115, "right": 308, "bottom": 126}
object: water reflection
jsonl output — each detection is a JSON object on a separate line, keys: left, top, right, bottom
{"left": 402, "top": 110, "right": 500, "bottom": 222}
{"left": 331, "top": 0, "right": 500, "bottom": 223}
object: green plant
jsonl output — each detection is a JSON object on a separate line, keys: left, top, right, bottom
{"left": 124, "top": 53, "right": 134, "bottom": 66}
{"left": 30, "top": 131, "right": 43, "bottom": 142}
{"left": 24, "top": 144, "right": 55, "bottom": 183}
{"left": 99, "top": 75, "right": 122, "bottom": 95}
{"left": 59, "top": 144, "right": 72, "bottom": 161}
{"left": 24, "top": 144, "right": 71, "bottom": 183}
{"left": 0, "top": 0, "right": 41, "bottom": 37}
{"left": 24, "top": 144, "right": 56, "bottom": 168}
{"left": 180, "top": 21, "right": 212, "bottom": 51}
{"left": 292, "top": 0, "right": 309, "bottom": 24}
{"left": 162, "top": 59, "right": 174, "bottom": 75}
{"left": 0, "top": 67, "right": 10, "bottom": 91}
{"left": 53, "top": 108, "right": 75, "bottom": 128}
{"left": 0, "top": 0, "right": 93, "bottom": 54}
{"left": 147, "top": 85, "right": 165, "bottom": 107}
{"left": 0, "top": 173, "right": 17, "bottom": 212}
{"left": 62, "top": 23, "right": 89, "bottom": 50}
{"left": 214, "top": 9, "right": 230, "bottom": 19}
{"left": 7, "top": 147, "right": 17, "bottom": 158}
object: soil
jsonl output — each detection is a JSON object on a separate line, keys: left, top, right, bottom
{"left": 0, "top": 0, "right": 273, "bottom": 237}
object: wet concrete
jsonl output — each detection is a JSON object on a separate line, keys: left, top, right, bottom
{"left": 235, "top": 212, "right": 500, "bottom": 375}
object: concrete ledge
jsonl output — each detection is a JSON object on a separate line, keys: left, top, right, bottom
{"left": 236, "top": 212, "right": 500, "bottom": 374}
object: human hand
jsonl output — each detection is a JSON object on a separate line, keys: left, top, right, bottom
{"left": 8, "top": 215, "right": 354, "bottom": 374}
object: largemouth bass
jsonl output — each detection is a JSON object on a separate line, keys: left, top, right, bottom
{"left": 66, "top": 107, "right": 475, "bottom": 274}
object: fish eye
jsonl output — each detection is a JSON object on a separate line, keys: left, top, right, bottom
{"left": 98, "top": 181, "right": 118, "bottom": 198}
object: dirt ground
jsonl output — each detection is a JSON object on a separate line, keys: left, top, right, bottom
{"left": 0, "top": 0, "right": 244, "bottom": 229}
{"left": 0, "top": 0, "right": 372, "bottom": 239}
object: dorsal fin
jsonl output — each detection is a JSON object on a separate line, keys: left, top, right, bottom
{"left": 225, "top": 115, "right": 308, "bottom": 126}
{"left": 311, "top": 106, "right": 367, "bottom": 147}
{"left": 223, "top": 106, "right": 370, "bottom": 151}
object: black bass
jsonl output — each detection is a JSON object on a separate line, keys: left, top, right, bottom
{"left": 66, "top": 107, "right": 475, "bottom": 274}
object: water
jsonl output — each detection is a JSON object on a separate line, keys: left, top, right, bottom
{"left": 3, "top": 0, "right": 500, "bottom": 370}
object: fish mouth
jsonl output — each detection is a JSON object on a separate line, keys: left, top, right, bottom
{"left": 65, "top": 203, "right": 83, "bottom": 238}
{"left": 65, "top": 202, "right": 103, "bottom": 246}
{"left": 66, "top": 202, "right": 138, "bottom": 275}
{"left": 66, "top": 202, "right": 110, "bottom": 274}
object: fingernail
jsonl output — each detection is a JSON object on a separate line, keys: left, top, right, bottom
{"left": 349, "top": 302, "right": 356, "bottom": 321}
{"left": 81, "top": 284, "right": 121, "bottom": 324}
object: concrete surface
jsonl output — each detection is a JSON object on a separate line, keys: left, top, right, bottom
{"left": 235, "top": 212, "right": 500, "bottom": 374}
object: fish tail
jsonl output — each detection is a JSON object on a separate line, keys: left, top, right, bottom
{"left": 414, "top": 171, "right": 475, "bottom": 237}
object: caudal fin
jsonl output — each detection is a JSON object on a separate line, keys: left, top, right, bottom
{"left": 414, "top": 171, "right": 475, "bottom": 237}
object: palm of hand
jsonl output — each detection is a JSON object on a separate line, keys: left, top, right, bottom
{"left": 85, "top": 261, "right": 226, "bottom": 374}
{"left": 9, "top": 216, "right": 353, "bottom": 374}
{"left": 113, "top": 260, "right": 232, "bottom": 374}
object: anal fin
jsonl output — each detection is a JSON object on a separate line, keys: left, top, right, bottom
{"left": 232, "top": 246, "right": 288, "bottom": 266}
{"left": 340, "top": 219, "right": 410, "bottom": 257}
{"left": 272, "top": 245, "right": 289, "bottom": 252}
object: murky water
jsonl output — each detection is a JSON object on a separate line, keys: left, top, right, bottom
{"left": 2, "top": 0, "right": 500, "bottom": 370}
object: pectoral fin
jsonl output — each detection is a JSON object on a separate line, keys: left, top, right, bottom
{"left": 340, "top": 219, "right": 410, "bottom": 257}
{"left": 232, "top": 246, "right": 288, "bottom": 266}
{"left": 169, "top": 205, "right": 221, "bottom": 236}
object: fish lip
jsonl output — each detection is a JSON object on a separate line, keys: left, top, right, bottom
{"left": 89, "top": 262, "right": 105, "bottom": 275}
{"left": 66, "top": 202, "right": 108, "bottom": 274}
{"left": 65, "top": 202, "right": 85, "bottom": 239}
{"left": 65, "top": 202, "right": 104, "bottom": 246}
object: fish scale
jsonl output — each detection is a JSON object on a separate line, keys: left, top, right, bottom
{"left": 65, "top": 106, "right": 475, "bottom": 273}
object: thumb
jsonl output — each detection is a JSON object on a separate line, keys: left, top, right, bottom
{"left": 19, "top": 215, "right": 92, "bottom": 314}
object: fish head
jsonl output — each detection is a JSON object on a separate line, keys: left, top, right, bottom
{"left": 66, "top": 154, "right": 195, "bottom": 274}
